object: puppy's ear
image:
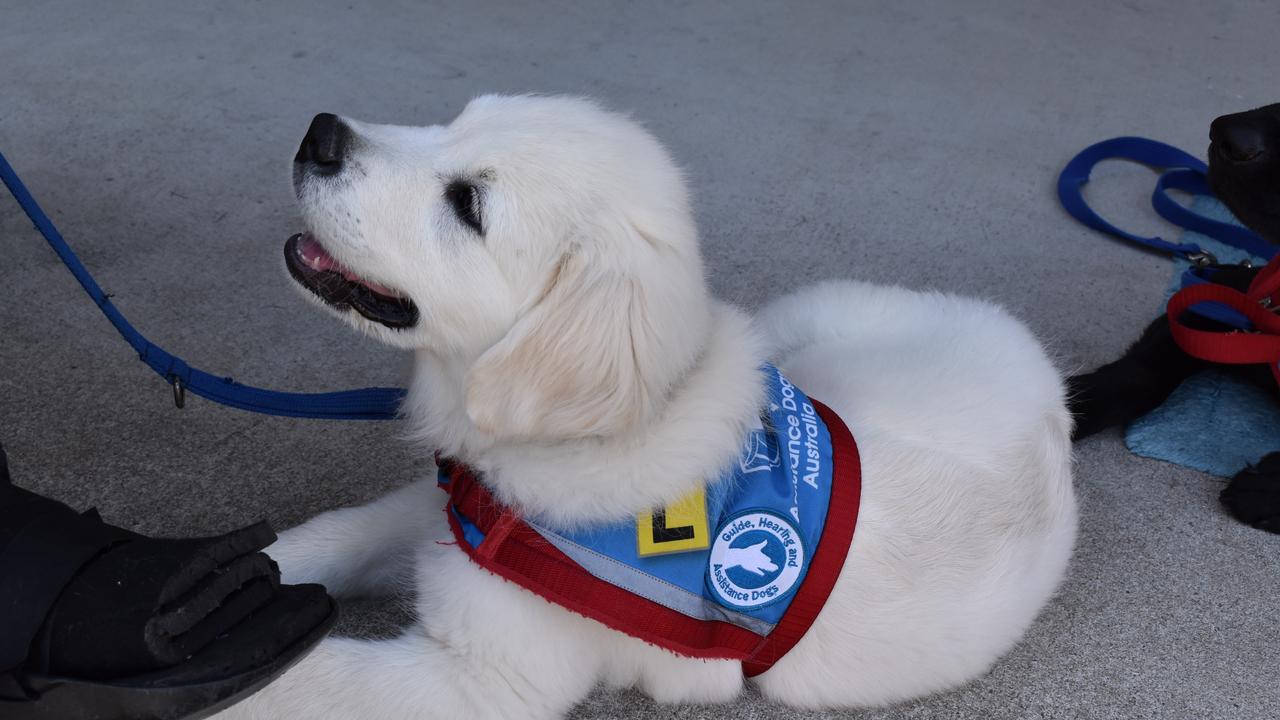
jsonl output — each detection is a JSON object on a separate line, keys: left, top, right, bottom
{"left": 465, "top": 250, "right": 661, "bottom": 441}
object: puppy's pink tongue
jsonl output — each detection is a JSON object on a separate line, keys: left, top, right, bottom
{"left": 341, "top": 270, "right": 397, "bottom": 297}
{"left": 296, "top": 233, "right": 399, "bottom": 297}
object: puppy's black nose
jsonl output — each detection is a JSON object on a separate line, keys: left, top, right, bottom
{"left": 295, "top": 113, "right": 350, "bottom": 175}
{"left": 1212, "top": 114, "right": 1268, "bottom": 164}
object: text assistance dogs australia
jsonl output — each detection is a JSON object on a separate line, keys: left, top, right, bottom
{"left": 218, "top": 95, "right": 1077, "bottom": 719}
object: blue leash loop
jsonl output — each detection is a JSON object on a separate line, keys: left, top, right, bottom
{"left": 1058, "top": 136, "right": 1276, "bottom": 263}
{"left": 1058, "top": 136, "right": 1276, "bottom": 329}
{"left": 1, "top": 150, "right": 405, "bottom": 420}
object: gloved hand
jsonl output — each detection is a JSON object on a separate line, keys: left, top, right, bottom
{"left": 0, "top": 443, "right": 336, "bottom": 720}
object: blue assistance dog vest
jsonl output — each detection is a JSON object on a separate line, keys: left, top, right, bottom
{"left": 437, "top": 365, "right": 861, "bottom": 676}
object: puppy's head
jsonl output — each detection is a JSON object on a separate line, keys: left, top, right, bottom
{"left": 286, "top": 95, "right": 710, "bottom": 441}
{"left": 1209, "top": 102, "right": 1280, "bottom": 243}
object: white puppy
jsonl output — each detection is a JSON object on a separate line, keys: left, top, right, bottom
{"left": 218, "top": 95, "right": 1076, "bottom": 719}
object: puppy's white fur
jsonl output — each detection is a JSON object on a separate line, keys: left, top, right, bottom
{"left": 217, "top": 95, "right": 1076, "bottom": 719}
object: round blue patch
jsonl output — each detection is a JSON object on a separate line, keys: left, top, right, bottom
{"left": 707, "top": 510, "right": 806, "bottom": 610}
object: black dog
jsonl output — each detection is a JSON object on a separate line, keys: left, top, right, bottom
{"left": 1070, "top": 103, "right": 1280, "bottom": 534}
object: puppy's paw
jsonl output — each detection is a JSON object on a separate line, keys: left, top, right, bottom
{"left": 638, "top": 658, "right": 742, "bottom": 705}
{"left": 268, "top": 523, "right": 334, "bottom": 587}
{"left": 1223, "top": 452, "right": 1280, "bottom": 533}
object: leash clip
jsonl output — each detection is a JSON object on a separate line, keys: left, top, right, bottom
{"left": 1259, "top": 296, "right": 1280, "bottom": 315}
{"left": 170, "top": 377, "right": 186, "bottom": 409}
{"left": 1186, "top": 250, "right": 1218, "bottom": 267}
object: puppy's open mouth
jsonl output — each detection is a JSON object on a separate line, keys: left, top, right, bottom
{"left": 284, "top": 233, "right": 419, "bottom": 329}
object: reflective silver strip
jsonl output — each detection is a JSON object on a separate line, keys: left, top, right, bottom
{"left": 528, "top": 522, "right": 776, "bottom": 637}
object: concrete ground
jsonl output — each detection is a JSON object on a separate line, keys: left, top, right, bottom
{"left": 2, "top": 1, "right": 1277, "bottom": 717}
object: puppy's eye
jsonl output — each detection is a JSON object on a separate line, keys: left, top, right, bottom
{"left": 445, "top": 180, "right": 483, "bottom": 235}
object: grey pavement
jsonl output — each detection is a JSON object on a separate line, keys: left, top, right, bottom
{"left": 2, "top": 1, "right": 1277, "bottom": 718}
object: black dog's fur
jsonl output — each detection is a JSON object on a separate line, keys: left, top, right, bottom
{"left": 1069, "top": 103, "right": 1280, "bottom": 534}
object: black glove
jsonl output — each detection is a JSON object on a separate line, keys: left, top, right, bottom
{"left": 0, "top": 443, "right": 336, "bottom": 720}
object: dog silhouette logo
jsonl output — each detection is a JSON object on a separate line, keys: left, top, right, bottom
{"left": 721, "top": 540, "right": 778, "bottom": 576}
{"left": 738, "top": 412, "right": 781, "bottom": 475}
{"left": 708, "top": 511, "right": 805, "bottom": 610}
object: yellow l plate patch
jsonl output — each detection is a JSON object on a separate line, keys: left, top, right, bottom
{"left": 636, "top": 488, "right": 710, "bottom": 557}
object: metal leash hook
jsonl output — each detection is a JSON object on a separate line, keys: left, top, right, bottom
{"left": 170, "top": 376, "right": 186, "bottom": 409}
{"left": 1186, "top": 250, "right": 1218, "bottom": 267}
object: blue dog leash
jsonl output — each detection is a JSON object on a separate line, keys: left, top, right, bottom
{"left": 0, "top": 137, "right": 1259, "bottom": 420}
{"left": 1058, "top": 136, "right": 1275, "bottom": 262}
{"left": 1058, "top": 136, "right": 1276, "bottom": 328}
{"left": 0, "top": 150, "right": 405, "bottom": 420}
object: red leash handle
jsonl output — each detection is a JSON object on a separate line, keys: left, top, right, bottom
{"left": 1167, "top": 257, "right": 1280, "bottom": 385}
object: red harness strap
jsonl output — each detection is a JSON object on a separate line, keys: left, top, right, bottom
{"left": 1168, "top": 256, "right": 1280, "bottom": 386}
{"left": 439, "top": 398, "right": 861, "bottom": 677}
